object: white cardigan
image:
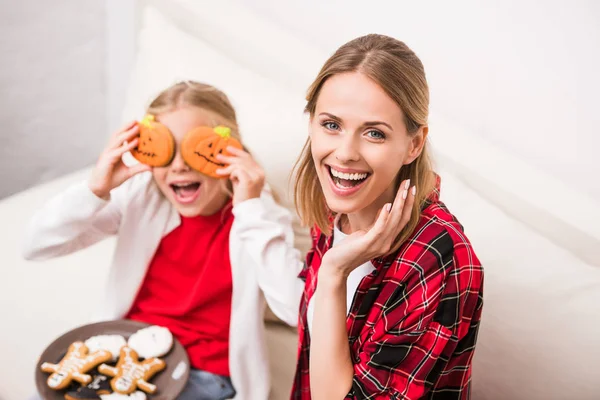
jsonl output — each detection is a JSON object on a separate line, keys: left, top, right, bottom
{"left": 22, "top": 172, "right": 304, "bottom": 400}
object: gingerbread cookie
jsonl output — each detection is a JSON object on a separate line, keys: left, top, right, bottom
{"left": 85, "top": 335, "right": 126, "bottom": 361}
{"left": 41, "top": 342, "right": 112, "bottom": 390}
{"left": 98, "top": 346, "right": 165, "bottom": 394}
{"left": 127, "top": 325, "right": 173, "bottom": 359}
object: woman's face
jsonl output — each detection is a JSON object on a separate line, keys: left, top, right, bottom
{"left": 310, "top": 72, "right": 425, "bottom": 217}
{"left": 152, "top": 106, "right": 229, "bottom": 217}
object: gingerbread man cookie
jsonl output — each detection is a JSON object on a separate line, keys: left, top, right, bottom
{"left": 40, "top": 341, "right": 112, "bottom": 390}
{"left": 98, "top": 346, "right": 165, "bottom": 394}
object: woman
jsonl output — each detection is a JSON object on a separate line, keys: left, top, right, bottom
{"left": 290, "top": 34, "right": 484, "bottom": 399}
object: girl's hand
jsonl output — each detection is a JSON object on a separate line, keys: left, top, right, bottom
{"left": 88, "top": 120, "right": 151, "bottom": 199}
{"left": 215, "top": 146, "right": 265, "bottom": 205}
{"left": 320, "top": 179, "right": 416, "bottom": 280}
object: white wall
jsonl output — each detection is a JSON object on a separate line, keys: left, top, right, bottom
{"left": 0, "top": 0, "right": 108, "bottom": 199}
{"left": 240, "top": 0, "right": 600, "bottom": 202}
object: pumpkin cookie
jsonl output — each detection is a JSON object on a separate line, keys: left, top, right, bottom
{"left": 181, "top": 125, "right": 242, "bottom": 178}
{"left": 131, "top": 115, "right": 175, "bottom": 167}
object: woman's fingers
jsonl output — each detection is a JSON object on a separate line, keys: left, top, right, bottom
{"left": 399, "top": 186, "right": 416, "bottom": 228}
{"left": 364, "top": 179, "right": 412, "bottom": 254}
{"left": 365, "top": 202, "right": 392, "bottom": 242}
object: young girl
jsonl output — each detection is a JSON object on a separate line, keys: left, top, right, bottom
{"left": 289, "top": 35, "right": 484, "bottom": 399}
{"left": 23, "top": 81, "right": 303, "bottom": 400}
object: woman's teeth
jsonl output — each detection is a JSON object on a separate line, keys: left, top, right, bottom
{"left": 330, "top": 168, "right": 368, "bottom": 181}
{"left": 329, "top": 167, "right": 369, "bottom": 188}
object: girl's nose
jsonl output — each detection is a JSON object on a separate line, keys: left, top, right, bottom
{"left": 169, "top": 151, "right": 191, "bottom": 172}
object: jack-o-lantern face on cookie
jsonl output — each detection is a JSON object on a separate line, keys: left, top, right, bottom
{"left": 181, "top": 126, "right": 242, "bottom": 178}
{"left": 131, "top": 115, "right": 175, "bottom": 167}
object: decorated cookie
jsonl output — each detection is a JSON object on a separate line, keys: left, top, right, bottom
{"left": 85, "top": 335, "right": 126, "bottom": 361}
{"left": 98, "top": 346, "right": 165, "bottom": 394}
{"left": 131, "top": 114, "right": 175, "bottom": 167}
{"left": 41, "top": 342, "right": 112, "bottom": 390}
{"left": 181, "top": 125, "right": 243, "bottom": 178}
{"left": 99, "top": 391, "right": 147, "bottom": 400}
{"left": 127, "top": 325, "right": 173, "bottom": 359}
{"left": 64, "top": 373, "right": 111, "bottom": 400}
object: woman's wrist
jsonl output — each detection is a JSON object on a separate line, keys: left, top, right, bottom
{"left": 318, "top": 261, "right": 348, "bottom": 289}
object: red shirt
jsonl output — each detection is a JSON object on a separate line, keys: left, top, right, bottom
{"left": 292, "top": 179, "right": 484, "bottom": 399}
{"left": 126, "top": 205, "right": 234, "bottom": 376}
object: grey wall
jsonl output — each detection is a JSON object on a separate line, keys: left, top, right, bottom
{"left": 0, "top": 0, "right": 107, "bottom": 199}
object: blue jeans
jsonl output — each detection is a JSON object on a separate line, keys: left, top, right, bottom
{"left": 30, "top": 369, "right": 235, "bottom": 400}
{"left": 177, "top": 369, "right": 236, "bottom": 400}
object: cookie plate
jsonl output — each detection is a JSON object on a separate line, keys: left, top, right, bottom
{"left": 35, "top": 319, "right": 190, "bottom": 400}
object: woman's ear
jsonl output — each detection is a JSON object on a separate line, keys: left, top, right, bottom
{"left": 404, "top": 125, "right": 428, "bottom": 165}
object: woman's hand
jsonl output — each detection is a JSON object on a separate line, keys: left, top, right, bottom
{"left": 321, "top": 179, "right": 416, "bottom": 280}
{"left": 215, "top": 146, "right": 265, "bottom": 205}
{"left": 88, "top": 121, "right": 151, "bottom": 200}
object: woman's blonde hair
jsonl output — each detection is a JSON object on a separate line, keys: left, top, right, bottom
{"left": 293, "top": 34, "right": 436, "bottom": 251}
{"left": 146, "top": 80, "right": 242, "bottom": 197}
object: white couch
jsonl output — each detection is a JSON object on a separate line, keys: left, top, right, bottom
{"left": 1, "top": 1, "right": 599, "bottom": 399}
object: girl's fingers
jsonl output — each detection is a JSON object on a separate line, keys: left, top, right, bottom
{"left": 215, "top": 153, "right": 240, "bottom": 165}
{"left": 110, "top": 120, "right": 137, "bottom": 144}
{"left": 121, "top": 138, "right": 140, "bottom": 153}
{"left": 107, "top": 138, "right": 138, "bottom": 161}
{"left": 113, "top": 124, "right": 140, "bottom": 148}
{"left": 127, "top": 162, "right": 152, "bottom": 178}
{"left": 230, "top": 168, "right": 251, "bottom": 185}
{"left": 215, "top": 165, "right": 234, "bottom": 175}
{"left": 225, "top": 146, "right": 249, "bottom": 157}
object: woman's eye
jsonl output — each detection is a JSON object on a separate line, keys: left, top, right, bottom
{"left": 322, "top": 121, "right": 340, "bottom": 131}
{"left": 367, "top": 130, "right": 385, "bottom": 140}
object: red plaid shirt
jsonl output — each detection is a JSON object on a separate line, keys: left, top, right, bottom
{"left": 291, "top": 182, "right": 484, "bottom": 399}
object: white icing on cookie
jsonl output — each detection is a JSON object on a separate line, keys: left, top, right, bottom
{"left": 100, "top": 391, "right": 147, "bottom": 400}
{"left": 85, "top": 335, "right": 127, "bottom": 361}
{"left": 127, "top": 325, "right": 173, "bottom": 359}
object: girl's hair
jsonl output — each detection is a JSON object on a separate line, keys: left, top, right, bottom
{"left": 146, "top": 80, "right": 241, "bottom": 197}
{"left": 293, "top": 34, "right": 436, "bottom": 251}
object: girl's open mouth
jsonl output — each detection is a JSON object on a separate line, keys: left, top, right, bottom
{"left": 170, "top": 181, "right": 201, "bottom": 204}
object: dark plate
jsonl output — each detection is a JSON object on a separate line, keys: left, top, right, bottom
{"left": 35, "top": 320, "right": 189, "bottom": 400}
